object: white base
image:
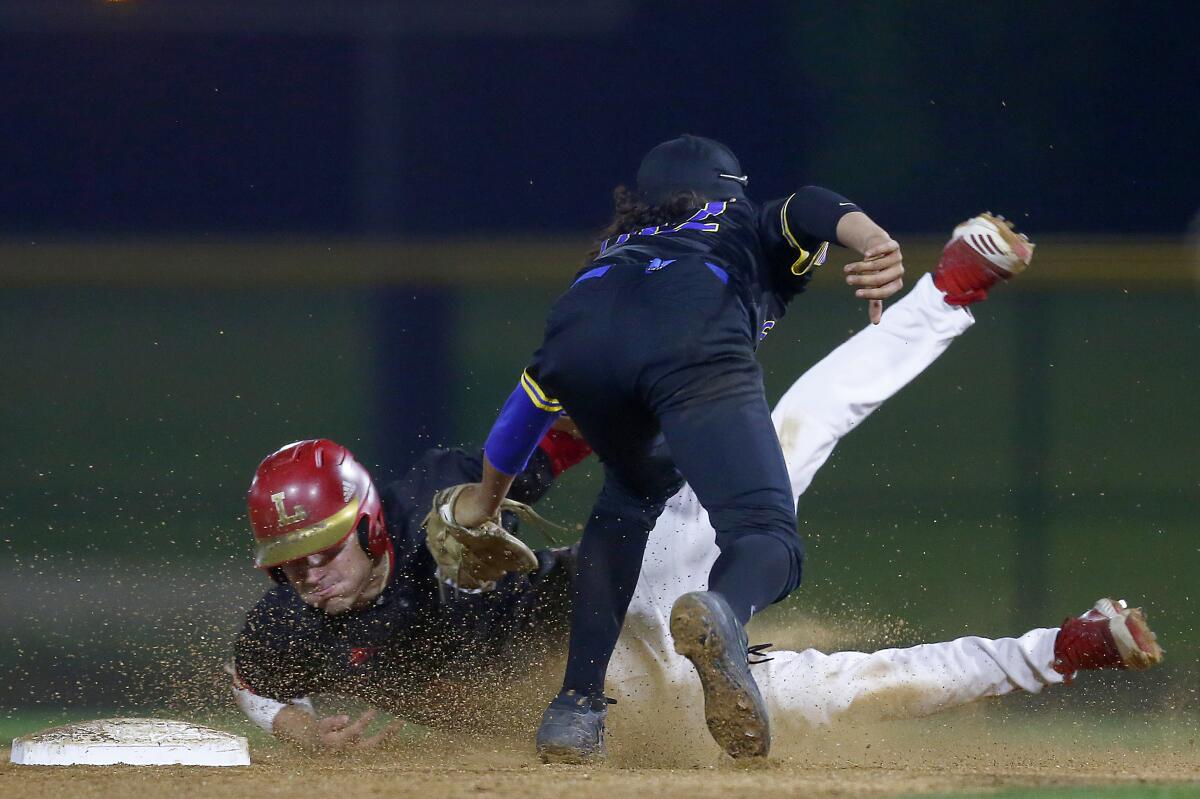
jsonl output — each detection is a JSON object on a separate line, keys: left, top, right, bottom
{"left": 10, "top": 717, "right": 250, "bottom": 767}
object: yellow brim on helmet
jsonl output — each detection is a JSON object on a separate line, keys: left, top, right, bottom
{"left": 253, "top": 497, "right": 359, "bottom": 569}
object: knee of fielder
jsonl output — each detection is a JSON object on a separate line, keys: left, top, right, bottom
{"left": 708, "top": 496, "right": 804, "bottom": 603}
{"left": 713, "top": 528, "right": 805, "bottom": 603}
{"left": 706, "top": 496, "right": 799, "bottom": 553}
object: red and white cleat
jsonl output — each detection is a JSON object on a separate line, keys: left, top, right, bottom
{"left": 933, "top": 212, "right": 1035, "bottom": 306}
{"left": 1053, "top": 598, "right": 1165, "bottom": 678}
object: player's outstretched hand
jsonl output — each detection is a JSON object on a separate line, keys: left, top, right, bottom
{"left": 274, "top": 705, "right": 402, "bottom": 753}
{"left": 844, "top": 239, "right": 904, "bottom": 324}
{"left": 315, "top": 710, "right": 401, "bottom": 752}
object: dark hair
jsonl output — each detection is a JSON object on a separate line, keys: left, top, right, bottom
{"left": 585, "top": 185, "right": 707, "bottom": 262}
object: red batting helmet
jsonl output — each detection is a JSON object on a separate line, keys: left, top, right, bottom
{"left": 247, "top": 439, "right": 389, "bottom": 570}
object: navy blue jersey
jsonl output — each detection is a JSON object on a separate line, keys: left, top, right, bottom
{"left": 233, "top": 447, "right": 571, "bottom": 727}
{"left": 584, "top": 189, "right": 857, "bottom": 341}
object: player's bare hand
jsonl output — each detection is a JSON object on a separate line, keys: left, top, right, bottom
{"left": 315, "top": 710, "right": 399, "bottom": 751}
{"left": 844, "top": 239, "right": 904, "bottom": 324}
{"left": 844, "top": 240, "right": 904, "bottom": 293}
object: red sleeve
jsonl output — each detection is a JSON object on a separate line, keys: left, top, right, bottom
{"left": 537, "top": 428, "right": 593, "bottom": 476}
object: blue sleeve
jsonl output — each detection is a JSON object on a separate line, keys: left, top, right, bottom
{"left": 483, "top": 371, "right": 562, "bottom": 476}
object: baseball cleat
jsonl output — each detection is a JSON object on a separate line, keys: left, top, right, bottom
{"left": 670, "top": 591, "right": 770, "bottom": 759}
{"left": 535, "top": 689, "right": 611, "bottom": 764}
{"left": 1053, "top": 597, "right": 1165, "bottom": 677}
{"left": 933, "top": 212, "right": 1035, "bottom": 306}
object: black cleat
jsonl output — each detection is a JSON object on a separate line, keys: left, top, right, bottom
{"left": 535, "top": 689, "right": 610, "bottom": 763}
{"left": 670, "top": 591, "right": 770, "bottom": 758}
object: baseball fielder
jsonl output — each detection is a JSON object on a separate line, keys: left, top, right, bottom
{"left": 451, "top": 135, "right": 904, "bottom": 761}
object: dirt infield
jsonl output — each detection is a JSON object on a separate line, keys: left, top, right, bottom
{"left": 5, "top": 611, "right": 1196, "bottom": 798}
{"left": 6, "top": 711, "right": 1199, "bottom": 799}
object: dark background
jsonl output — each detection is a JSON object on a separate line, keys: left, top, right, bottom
{"left": 1, "top": 2, "right": 1197, "bottom": 236}
{"left": 0, "top": 1, "right": 1196, "bottom": 716}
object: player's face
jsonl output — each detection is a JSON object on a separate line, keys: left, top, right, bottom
{"left": 279, "top": 537, "right": 374, "bottom": 615}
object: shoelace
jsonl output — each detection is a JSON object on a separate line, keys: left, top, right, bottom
{"left": 562, "top": 692, "right": 617, "bottom": 711}
{"left": 747, "top": 642, "right": 774, "bottom": 664}
{"left": 576, "top": 694, "right": 617, "bottom": 705}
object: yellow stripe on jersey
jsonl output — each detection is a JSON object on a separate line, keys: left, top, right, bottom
{"left": 793, "top": 241, "right": 830, "bottom": 277}
{"left": 520, "top": 370, "right": 563, "bottom": 413}
{"left": 779, "top": 193, "right": 829, "bottom": 277}
{"left": 779, "top": 194, "right": 804, "bottom": 252}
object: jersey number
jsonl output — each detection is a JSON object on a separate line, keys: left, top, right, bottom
{"left": 600, "top": 201, "right": 729, "bottom": 255}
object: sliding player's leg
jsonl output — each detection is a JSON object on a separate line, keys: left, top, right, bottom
{"left": 754, "top": 598, "right": 1162, "bottom": 733}
{"left": 772, "top": 272, "right": 975, "bottom": 502}
{"left": 774, "top": 210, "right": 1035, "bottom": 501}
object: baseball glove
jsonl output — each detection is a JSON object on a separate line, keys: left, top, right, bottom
{"left": 424, "top": 484, "right": 563, "bottom": 591}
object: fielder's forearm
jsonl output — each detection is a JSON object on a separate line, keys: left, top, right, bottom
{"left": 476, "top": 455, "right": 518, "bottom": 517}
{"left": 459, "top": 371, "right": 562, "bottom": 524}
{"left": 835, "top": 211, "right": 892, "bottom": 255}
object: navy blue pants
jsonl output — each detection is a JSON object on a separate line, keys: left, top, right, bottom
{"left": 530, "top": 255, "right": 804, "bottom": 697}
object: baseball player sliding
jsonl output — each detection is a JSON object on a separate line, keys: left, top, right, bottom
{"left": 231, "top": 218, "right": 1162, "bottom": 755}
